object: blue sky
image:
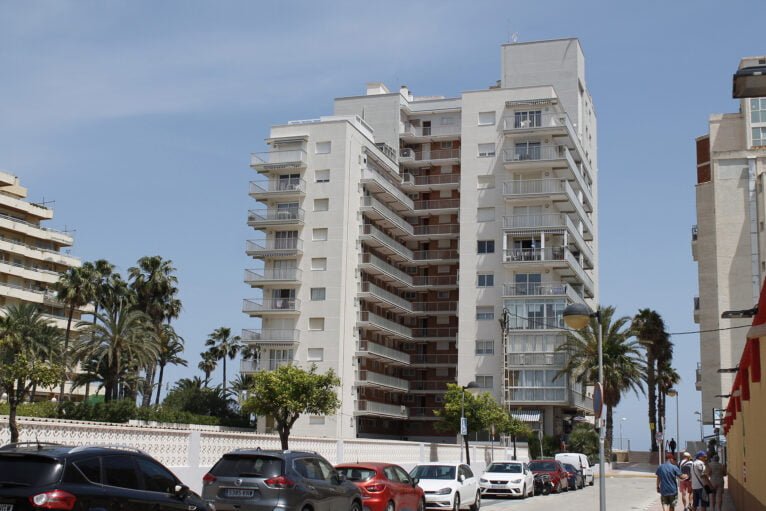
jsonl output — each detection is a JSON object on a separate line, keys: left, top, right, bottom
{"left": 2, "top": 0, "right": 763, "bottom": 450}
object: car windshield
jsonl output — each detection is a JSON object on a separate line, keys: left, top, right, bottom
{"left": 528, "top": 461, "right": 557, "bottom": 472}
{"left": 336, "top": 467, "right": 376, "bottom": 482}
{"left": 211, "top": 455, "right": 283, "bottom": 478}
{"left": 0, "top": 455, "right": 62, "bottom": 486}
{"left": 410, "top": 465, "right": 455, "bottom": 480}
{"left": 486, "top": 463, "right": 522, "bottom": 474}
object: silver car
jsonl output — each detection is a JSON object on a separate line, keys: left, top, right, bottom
{"left": 202, "top": 448, "right": 362, "bottom": 511}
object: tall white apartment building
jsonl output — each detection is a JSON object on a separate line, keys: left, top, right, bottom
{"left": 0, "top": 170, "right": 86, "bottom": 400}
{"left": 244, "top": 39, "right": 598, "bottom": 442}
{"left": 693, "top": 56, "right": 766, "bottom": 425}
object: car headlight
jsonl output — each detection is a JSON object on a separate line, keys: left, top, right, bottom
{"left": 479, "top": 479, "right": 488, "bottom": 483}
{"left": 435, "top": 487, "right": 453, "bottom": 495}
{"left": 510, "top": 479, "right": 522, "bottom": 484}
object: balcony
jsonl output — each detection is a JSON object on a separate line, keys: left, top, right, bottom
{"left": 241, "top": 359, "right": 292, "bottom": 372}
{"left": 360, "top": 197, "right": 414, "bottom": 236}
{"left": 399, "top": 148, "right": 461, "bottom": 168}
{"left": 503, "top": 213, "right": 595, "bottom": 263}
{"left": 242, "top": 298, "right": 300, "bottom": 316}
{"left": 412, "top": 327, "right": 457, "bottom": 341}
{"left": 359, "top": 224, "right": 414, "bottom": 260}
{"left": 408, "top": 407, "right": 440, "bottom": 420}
{"left": 357, "top": 340, "right": 411, "bottom": 365}
{"left": 503, "top": 246, "right": 566, "bottom": 264}
{"left": 412, "top": 224, "right": 460, "bottom": 237}
{"left": 505, "top": 352, "right": 567, "bottom": 367}
{"left": 502, "top": 282, "right": 585, "bottom": 305}
{"left": 246, "top": 238, "right": 303, "bottom": 258}
{"left": 357, "top": 311, "right": 413, "bottom": 340}
{"left": 0, "top": 259, "right": 60, "bottom": 284}
{"left": 410, "top": 353, "right": 458, "bottom": 366}
{"left": 506, "top": 387, "right": 567, "bottom": 402}
{"left": 244, "top": 268, "right": 302, "bottom": 286}
{"left": 412, "top": 249, "right": 459, "bottom": 263}
{"left": 241, "top": 328, "right": 299, "bottom": 345}
{"left": 250, "top": 149, "right": 307, "bottom": 171}
{"left": 0, "top": 211, "right": 73, "bottom": 246}
{"left": 358, "top": 282, "right": 412, "bottom": 312}
{"left": 361, "top": 167, "right": 415, "bottom": 210}
{"left": 0, "top": 236, "right": 80, "bottom": 267}
{"left": 502, "top": 145, "right": 567, "bottom": 170}
{"left": 400, "top": 123, "right": 461, "bottom": 142}
{"left": 409, "top": 380, "right": 452, "bottom": 393}
{"left": 355, "top": 400, "right": 408, "bottom": 419}
{"left": 359, "top": 253, "right": 413, "bottom": 287}
{"left": 410, "top": 301, "right": 458, "bottom": 315}
{"left": 412, "top": 198, "right": 460, "bottom": 213}
{"left": 401, "top": 173, "right": 460, "bottom": 191}
{"left": 412, "top": 275, "right": 458, "bottom": 288}
{"left": 247, "top": 208, "right": 305, "bottom": 227}
{"left": 357, "top": 370, "right": 410, "bottom": 392}
{"left": 249, "top": 178, "right": 306, "bottom": 199}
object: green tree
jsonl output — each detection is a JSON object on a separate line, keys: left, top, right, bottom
{"left": 0, "top": 304, "right": 63, "bottom": 441}
{"left": 567, "top": 423, "right": 599, "bottom": 458}
{"left": 632, "top": 309, "right": 669, "bottom": 453}
{"left": 154, "top": 325, "right": 186, "bottom": 405}
{"left": 557, "top": 306, "right": 645, "bottom": 454}
{"left": 499, "top": 413, "right": 533, "bottom": 460}
{"left": 163, "top": 384, "right": 235, "bottom": 417}
{"left": 434, "top": 384, "right": 501, "bottom": 464}
{"left": 198, "top": 351, "right": 217, "bottom": 387}
{"left": 204, "top": 327, "right": 241, "bottom": 396}
{"left": 241, "top": 364, "right": 340, "bottom": 449}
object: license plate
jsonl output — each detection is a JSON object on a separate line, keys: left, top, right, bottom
{"left": 0, "top": 504, "right": 13, "bottom": 511}
{"left": 491, "top": 484, "right": 507, "bottom": 488}
{"left": 223, "top": 489, "right": 255, "bottom": 498}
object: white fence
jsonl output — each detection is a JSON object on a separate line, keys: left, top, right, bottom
{"left": 0, "top": 416, "right": 528, "bottom": 493}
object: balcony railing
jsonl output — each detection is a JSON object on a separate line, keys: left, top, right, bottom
{"left": 401, "top": 124, "right": 461, "bottom": 138}
{"left": 409, "top": 380, "right": 451, "bottom": 392}
{"left": 507, "top": 387, "right": 567, "bottom": 402}
{"left": 360, "top": 224, "right": 414, "bottom": 260}
{"left": 405, "top": 148, "right": 461, "bottom": 162}
{"left": 357, "top": 341, "right": 411, "bottom": 365}
{"left": 242, "top": 298, "right": 300, "bottom": 313}
{"left": 244, "top": 268, "right": 301, "bottom": 283}
{"left": 356, "top": 400, "right": 408, "bottom": 418}
{"left": 410, "top": 354, "right": 458, "bottom": 365}
{"left": 358, "top": 311, "right": 413, "bottom": 339}
{"left": 250, "top": 149, "right": 307, "bottom": 167}
{"left": 249, "top": 178, "right": 306, "bottom": 195}
{"left": 248, "top": 208, "right": 305, "bottom": 224}
{"left": 692, "top": 225, "right": 698, "bottom": 241}
{"left": 503, "top": 247, "right": 566, "bottom": 263}
{"left": 412, "top": 249, "right": 459, "bottom": 261}
{"left": 412, "top": 275, "right": 458, "bottom": 287}
{"left": 502, "top": 282, "right": 567, "bottom": 296}
{"left": 0, "top": 211, "right": 73, "bottom": 242}
{"left": 412, "top": 328, "right": 457, "bottom": 339}
{"left": 502, "top": 144, "right": 567, "bottom": 163}
{"left": 360, "top": 197, "right": 414, "bottom": 235}
{"left": 359, "top": 253, "right": 413, "bottom": 286}
{"left": 241, "top": 328, "right": 299, "bottom": 343}
{"left": 505, "top": 352, "right": 566, "bottom": 366}
{"left": 359, "top": 282, "right": 412, "bottom": 311}
{"left": 502, "top": 113, "right": 566, "bottom": 132}
{"left": 413, "top": 198, "right": 460, "bottom": 210}
{"left": 357, "top": 370, "right": 410, "bottom": 391}
{"left": 402, "top": 173, "right": 461, "bottom": 186}
{"left": 408, "top": 407, "right": 441, "bottom": 418}
{"left": 413, "top": 224, "right": 460, "bottom": 236}
{"left": 502, "top": 178, "right": 566, "bottom": 196}
{"left": 241, "top": 359, "right": 292, "bottom": 372}
{"left": 502, "top": 213, "right": 566, "bottom": 230}
{"left": 246, "top": 238, "right": 303, "bottom": 254}
{"left": 411, "top": 301, "right": 458, "bottom": 314}
{"left": 570, "top": 389, "right": 594, "bottom": 411}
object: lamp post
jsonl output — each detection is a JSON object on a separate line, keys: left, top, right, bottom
{"left": 563, "top": 303, "right": 605, "bottom": 511}
{"left": 619, "top": 417, "right": 627, "bottom": 450}
{"left": 667, "top": 389, "right": 680, "bottom": 455}
{"left": 460, "top": 381, "right": 479, "bottom": 464}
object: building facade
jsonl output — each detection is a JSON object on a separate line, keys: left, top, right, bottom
{"left": 0, "top": 170, "right": 86, "bottom": 400}
{"left": 244, "top": 39, "right": 598, "bottom": 442}
{"left": 693, "top": 56, "right": 766, "bottom": 425}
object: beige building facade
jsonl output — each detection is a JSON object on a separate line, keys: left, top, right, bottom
{"left": 244, "top": 39, "right": 598, "bottom": 442}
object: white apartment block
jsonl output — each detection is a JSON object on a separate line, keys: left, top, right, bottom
{"left": 693, "top": 56, "right": 766, "bottom": 425}
{"left": 0, "top": 170, "right": 87, "bottom": 400}
{"left": 243, "top": 39, "right": 598, "bottom": 442}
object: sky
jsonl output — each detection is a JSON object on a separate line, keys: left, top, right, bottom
{"left": 2, "top": 0, "right": 764, "bottom": 451}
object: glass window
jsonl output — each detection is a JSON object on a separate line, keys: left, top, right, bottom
{"left": 0, "top": 456, "right": 63, "bottom": 486}
{"left": 310, "top": 288, "right": 326, "bottom": 301}
{"left": 73, "top": 457, "right": 101, "bottom": 483}
{"left": 475, "top": 339, "right": 494, "bottom": 355}
{"left": 311, "top": 258, "right": 327, "bottom": 271}
{"left": 307, "top": 348, "right": 324, "bottom": 361}
{"left": 478, "top": 143, "right": 496, "bottom": 157}
{"left": 312, "top": 228, "right": 328, "bottom": 241}
{"left": 478, "top": 111, "right": 496, "bottom": 126}
{"left": 394, "top": 466, "right": 412, "bottom": 484}
{"left": 477, "top": 240, "right": 495, "bottom": 254}
{"left": 476, "top": 306, "right": 494, "bottom": 320}
{"left": 751, "top": 98, "right": 766, "bottom": 124}
{"left": 315, "top": 169, "right": 330, "bottom": 183}
{"left": 136, "top": 457, "right": 176, "bottom": 493}
{"left": 476, "top": 375, "right": 493, "bottom": 388}
{"left": 211, "top": 455, "right": 283, "bottom": 478}
{"left": 514, "top": 110, "right": 542, "bottom": 128}
{"left": 753, "top": 126, "right": 766, "bottom": 147}
{"left": 383, "top": 466, "right": 400, "bottom": 482}
{"left": 103, "top": 455, "right": 140, "bottom": 490}
{"left": 315, "top": 141, "right": 331, "bottom": 154}
{"left": 477, "top": 273, "right": 494, "bottom": 287}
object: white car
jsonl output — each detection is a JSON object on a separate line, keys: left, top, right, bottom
{"left": 410, "top": 462, "right": 481, "bottom": 510}
{"left": 555, "top": 452, "right": 594, "bottom": 486}
{"left": 479, "top": 460, "right": 535, "bottom": 498}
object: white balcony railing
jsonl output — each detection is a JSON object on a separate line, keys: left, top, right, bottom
{"left": 246, "top": 238, "right": 303, "bottom": 253}
{"left": 358, "top": 311, "right": 413, "bottom": 339}
{"left": 505, "top": 352, "right": 566, "bottom": 366}
{"left": 248, "top": 208, "right": 305, "bottom": 223}
{"left": 503, "top": 246, "right": 566, "bottom": 263}
{"left": 356, "top": 400, "right": 408, "bottom": 418}
{"left": 250, "top": 149, "right": 307, "bottom": 167}
{"left": 249, "top": 178, "right": 306, "bottom": 195}
{"left": 357, "top": 370, "right": 410, "bottom": 391}
{"left": 357, "top": 341, "right": 411, "bottom": 365}
{"left": 359, "top": 282, "right": 413, "bottom": 311}
{"left": 502, "top": 213, "right": 566, "bottom": 230}
{"left": 242, "top": 298, "right": 300, "bottom": 313}
{"left": 359, "top": 253, "right": 413, "bottom": 286}
{"left": 402, "top": 173, "right": 461, "bottom": 186}
{"left": 502, "top": 178, "right": 566, "bottom": 196}
{"left": 360, "top": 197, "right": 414, "bottom": 235}
{"left": 502, "top": 144, "right": 566, "bottom": 163}
{"left": 244, "top": 268, "right": 301, "bottom": 283}
{"left": 241, "top": 328, "right": 299, "bottom": 343}
{"left": 360, "top": 224, "right": 414, "bottom": 260}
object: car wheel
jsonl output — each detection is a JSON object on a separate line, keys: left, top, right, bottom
{"left": 453, "top": 494, "right": 460, "bottom": 511}
{"left": 349, "top": 501, "right": 362, "bottom": 511}
{"left": 417, "top": 499, "right": 426, "bottom": 511}
{"left": 469, "top": 491, "right": 480, "bottom": 510}
{"left": 385, "top": 502, "right": 395, "bottom": 511}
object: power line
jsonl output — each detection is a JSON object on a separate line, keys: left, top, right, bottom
{"left": 667, "top": 324, "right": 752, "bottom": 336}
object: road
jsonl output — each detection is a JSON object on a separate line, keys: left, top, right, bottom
{"left": 479, "top": 476, "right": 659, "bottom": 511}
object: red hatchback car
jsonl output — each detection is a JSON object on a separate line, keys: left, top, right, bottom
{"left": 528, "top": 459, "right": 569, "bottom": 493}
{"left": 336, "top": 462, "right": 425, "bottom": 511}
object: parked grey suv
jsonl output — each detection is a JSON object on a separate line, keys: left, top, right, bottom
{"left": 202, "top": 448, "right": 362, "bottom": 511}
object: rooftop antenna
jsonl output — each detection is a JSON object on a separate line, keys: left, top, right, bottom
{"left": 32, "top": 197, "right": 55, "bottom": 208}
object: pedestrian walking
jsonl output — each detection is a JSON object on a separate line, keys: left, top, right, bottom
{"left": 691, "top": 451, "right": 711, "bottom": 511}
{"left": 669, "top": 438, "right": 677, "bottom": 455}
{"left": 679, "top": 452, "right": 694, "bottom": 510}
{"left": 707, "top": 455, "right": 725, "bottom": 511}
{"left": 656, "top": 453, "right": 687, "bottom": 511}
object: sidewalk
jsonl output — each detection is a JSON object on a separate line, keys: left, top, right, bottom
{"left": 644, "top": 483, "right": 736, "bottom": 511}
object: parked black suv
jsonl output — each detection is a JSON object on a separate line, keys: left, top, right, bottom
{"left": 0, "top": 442, "right": 209, "bottom": 511}
{"left": 202, "top": 448, "right": 362, "bottom": 511}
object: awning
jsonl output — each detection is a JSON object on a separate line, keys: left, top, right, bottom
{"left": 510, "top": 410, "right": 542, "bottom": 423}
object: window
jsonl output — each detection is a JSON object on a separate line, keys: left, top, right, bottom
{"left": 310, "top": 287, "right": 326, "bottom": 301}
{"left": 476, "top": 306, "right": 495, "bottom": 320}
{"left": 476, "top": 340, "right": 494, "bottom": 355}
{"left": 314, "top": 198, "right": 329, "bottom": 211}
{"left": 751, "top": 98, "right": 766, "bottom": 123}
{"left": 102, "top": 455, "right": 140, "bottom": 489}
{"left": 309, "top": 416, "right": 325, "bottom": 425}
{"left": 440, "top": 141, "right": 454, "bottom": 149}
{"left": 476, "top": 375, "right": 494, "bottom": 388}
{"left": 478, "top": 111, "right": 496, "bottom": 126}
{"left": 477, "top": 175, "right": 495, "bottom": 189}
{"left": 73, "top": 457, "right": 101, "bottom": 483}
{"left": 477, "top": 240, "right": 495, "bottom": 254}
{"left": 311, "top": 258, "right": 327, "bottom": 271}
{"left": 753, "top": 126, "right": 766, "bottom": 147}
{"left": 514, "top": 141, "right": 542, "bottom": 161}
{"left": 440, "top": 116, "right": 456, "bottom": 125}
{"left": 315, "top": 169, "right": 330, "bottom": 183}
{"left": 514, "top": 110, "right": 542, "bottom": 128}
{"left": 437, "top": 265, "right": 450, "bottom": 274}
{"left": 312, "top": 228, "right": 328, "bottom": 241}
{"left": 315, "top": 141, "right": 331, "bottom": 154}
{"left": 309, "top": 318, "right": 325, "bottom": 331}
{"left": 477, "top": 207, "right": 495, "bottom": 222}
{"left": 268, "top": 349, "right": 293, "bottom": 370}
{"left": 307, "top": 348, "right": 324, "bottom": 361}
{"left": 478, "top": 143, "right": 496, "bottom": 157}
{"left": 437, "top": 291, "right": 450, "bottom": 300}
{"left": 136, "top": 458, "right": 176, "bottom": 493}
{"left": 477, "top": 273, "right": 494, "bottom": 287}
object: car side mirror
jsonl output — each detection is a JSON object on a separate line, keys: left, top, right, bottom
{"left": 411, "top": 477, "right": 419, "bottom": 487}
{"left": 174, "top": 484, "right": 190, "bottom": 498}
{"left": 459, "top": 474, "right": 466, "bottom": 482}
{"left": 334, "top": 472, "right": 346, "bottom": 484}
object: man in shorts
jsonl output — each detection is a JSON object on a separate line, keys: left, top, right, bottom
{"left": 679, "top": 451, "right": 694, "bottom": 510}
{"left": 656, "top": 452, "right": 686, "bottom": 511}
{"left": 691, "top": 451, "right": 711, "bottom": 511}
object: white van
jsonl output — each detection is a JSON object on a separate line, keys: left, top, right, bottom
{"left": 555, "top": 453, "right": 594, "bottom": 486}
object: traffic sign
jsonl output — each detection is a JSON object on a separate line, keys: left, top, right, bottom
{"left": 593, "top": 383, "right": 604, "bottom": 419}
{"left": 460, "top": 417, "right": 468, "bottom": 436}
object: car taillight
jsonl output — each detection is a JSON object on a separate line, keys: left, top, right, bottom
{"left": 365, "top": 483, "right": 386, "bottom": 493}
{"left": 264, "top": 475, "right": 295, "bottom": 489}
{"left": 203, "top": 473, "right": 217, "bottom": 485}
{"left": 29, "top": 490, "right": 77, "bottom": 510}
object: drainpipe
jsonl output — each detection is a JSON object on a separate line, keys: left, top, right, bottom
{"left": 748, "top": 159, "right": 761, "bottom": 303}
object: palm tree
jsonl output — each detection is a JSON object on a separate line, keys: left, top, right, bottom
{"left": 154, "top": 325, "right": 187, "bottom": 405}
{"left": 53, "top": 265, "right": 96, "bottom": 401}
{"left": 174, "top": 376, "right": 204, "bottom": 391}
{"left": 230, "top": 373, "right": 254, "bottom": 404}
{"left": 558, "top": 305, "right": 646, "bottom": 454}
{"left": 204, "top": 327, "right": 241, "bottom": 396}
{"left": 128, "top": 256, "right": 181, "bottom": 407}
{"left": 632, "top": 309, "right": 669, "bottom": 453}
{"left": 198, "top": 352, "right": 217, "bottom": 387}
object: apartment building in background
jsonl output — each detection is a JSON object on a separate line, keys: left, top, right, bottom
{"left": 0, "top": 170, "right": 87, "bottom": 401}
{"left": 243, "top": 38, "right": 598, "bottom": 442}
{"left": 693, "top": 55, "right": 766, "bottom": 425}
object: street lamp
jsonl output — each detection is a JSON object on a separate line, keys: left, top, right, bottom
{"left": 619, "top": 417, "right": 627, "bottom": 450}
{"left": 563, "top": 303, "right": 605, "bottom": 511}
{"left": 667, "top": 389, "right": 680, "bottom": 455}
{"left": 460, "top": 381, "right": 479, "bottom": 464}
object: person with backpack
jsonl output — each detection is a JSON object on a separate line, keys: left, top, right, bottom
{"left": 691, "top": 451, "right": 712, "bottom": 511}
{"left": 679, "top": 452, "right": 694, "bottom": 510}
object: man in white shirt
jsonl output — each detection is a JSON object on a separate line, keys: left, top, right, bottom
{"left": 690, "top": 451, "right": 711, "bottom": 511}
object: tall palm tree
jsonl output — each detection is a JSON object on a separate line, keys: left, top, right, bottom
{"left": 204, "top": 327, "right": 241, "bottom": 396}
{"left": 558, "top": 305, "right": 646, "bottom": 454}
{"left": 198, "top": 351, "right": 217, "bottom": 387}
{"left": 632, "top": 309, "right": 669, "bottom": 453}
{"left": 154, "top": 325, "right": 187, "bottom": 405}
{"left": 173, "top": 376, "right": 204, "bottom": 391}
{"left": 53, "top": 265, "right": 96, "bottom": 401}
{"left": 128, "top": 256, "right": 181, "bottom": 407}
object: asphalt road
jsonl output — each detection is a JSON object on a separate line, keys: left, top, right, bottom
{"left": 479, "top": 476, "right": 659, "bottom": 511}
